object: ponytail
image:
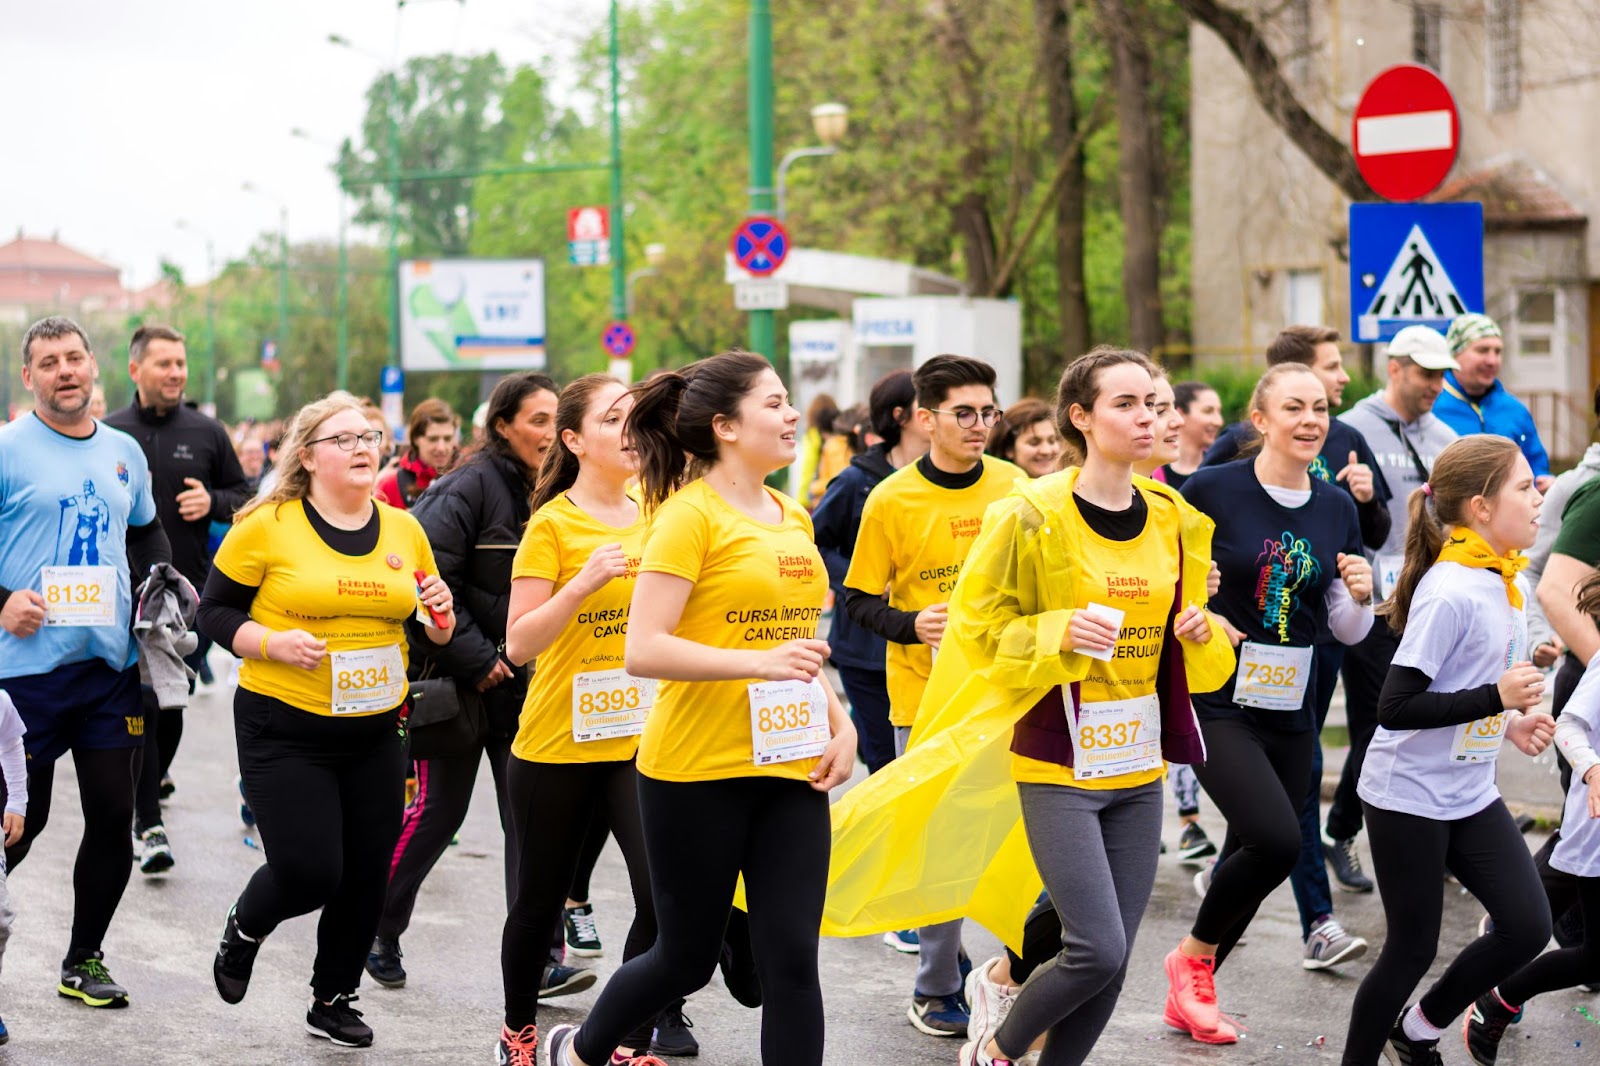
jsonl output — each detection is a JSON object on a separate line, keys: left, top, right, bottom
{"left": 1375, "top": 487, "right": 1446, "bottom": 636}
{"left": 627, "top": 371, "right": 692, "bottom": 512}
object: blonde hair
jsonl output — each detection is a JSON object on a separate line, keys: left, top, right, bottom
{"left": 234, "top": 391, "right": 367, "bottom": 524}
{"left": 1378, "top": 435, "right": 1522, "bottom": 636}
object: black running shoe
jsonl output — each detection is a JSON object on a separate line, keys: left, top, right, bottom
{"left": 564, "top": 903, "right": 603, "bottom": 958}
{"left": 1384, "top": 1012, "right": 1443, "bottom": 1066}
{"left": 365, "top": 936, "right": 406, "bottom": 988}
{"left": 158, "top": 774, "right": 175, "bottom": 800}
{"left": 1178, "top": 821, "right": 1218, "bottom": 861}
{"left": 1463, "top": 991, "right": 1519, "bottom": 1065}
{"left": 719, "top": 910, "right": 762, "bottom": 1008}
{"left": 1556, "top": 902, "right": 1585, "bottom": 949}
{"left": 213, "top": 905, "right": 263, "bottom": 1005}
{"left": 650, "top": 1000, "right": 699, "bottom": 1057}
{"left": 538, "top": 963, "right": 598, "bottom": 1000}
{"left": 306, "top": 992, "right": 373, "bottom": 1047}
{"left": 58, "top": 952, "right": 129, "bottom": 1008}
{"left": 1324, "top": 835, "right": 1374, "bottom": 893}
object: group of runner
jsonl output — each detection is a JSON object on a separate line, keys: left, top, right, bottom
{"left": 0, "top": 310, "right": 1594, "bottom": 1065}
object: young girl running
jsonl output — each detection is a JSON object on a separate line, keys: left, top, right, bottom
{"left": 545, "top": 351, "right": 856, "bottom": 1066}
{"left": 1167, "top": 363, "right": 1374, "bottom": 1043}
{"left": 1465, "top": 625, "right": 1600, "bottom": 1064}
{"left": 1341, "top": 435, "right": 1555, "bottom": 1066}
{"left": 494, "top": 374, "right": 661, "bottom": 1065}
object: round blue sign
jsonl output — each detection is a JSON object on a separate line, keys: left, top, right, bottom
{"left": 730, "top": 216, "right": 790, "bottom": 277}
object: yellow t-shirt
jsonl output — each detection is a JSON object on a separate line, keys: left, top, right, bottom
{"left": 635, "top": 480, "right": 830, "bottom": 783}
{"left": 844, "top": 454, "right": 1023, "bottom": 727}
{"left": 215, "top": 499, "right": 438, "bottom": 716}
{"left": 510, "top": 495, "right": 646, "bottom": 764}
{"left": 1012, "top": 490, "right": 1178, "bottom": 789}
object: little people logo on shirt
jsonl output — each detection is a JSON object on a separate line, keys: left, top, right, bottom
{"left": 1106, "top": 575, "right": 1149, "bottom": 601}
{"left": 338, "top": 578, "right": 389, "bottom": 600}
{"left": 776, "top": 552, "right": 815, "bottom": 581}
{"left": 623, "top": 554, "right": 642, "bottom": 580}
{"left": 948, "top": 516, "right": 982, "bottom": 540}
{"left": 115, "top": 461, "right": 129, "bottom": 487}
{"left": 1254, "top": 530, "right": 1320, "bottom": 640}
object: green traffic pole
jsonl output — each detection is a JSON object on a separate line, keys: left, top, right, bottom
{"left": 747, "top": 0, "right": 775, "bottom": 363}
{"left": 387, "top": 72, "right": 402, "bottom": 375}
{"left": 608, "top": 0, "right": 627, "bottom": 329}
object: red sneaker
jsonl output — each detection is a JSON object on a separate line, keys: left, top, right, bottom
{"left": 497, "top": 1023, "right": 537, "bottom": 1066}
{"left": 1163, "top": 945, "right": 1236, "bottom": 1044}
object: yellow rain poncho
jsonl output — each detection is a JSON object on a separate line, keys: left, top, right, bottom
{"left": 821, "top": 468, "right": 1236, "bottom": 950}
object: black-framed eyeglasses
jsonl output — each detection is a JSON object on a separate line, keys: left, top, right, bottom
{"left": 308, "top": 430, "right": 385, "bottom": 452}
{"left": 926, "top": 406, "right": 1001, "bottom": 429}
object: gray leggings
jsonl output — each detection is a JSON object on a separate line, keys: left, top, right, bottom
{"left": 894, "top": 726, "right": 965, "bottom": 997}
{"left": 994, "top": 780, "right": 1163, "bottom": 1065}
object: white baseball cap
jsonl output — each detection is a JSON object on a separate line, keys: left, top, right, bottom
{"left": 1385, "top": 325, "right": 1458, "bottom": 370}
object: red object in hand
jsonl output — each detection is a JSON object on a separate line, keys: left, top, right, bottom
{"left": 414, "top": 570, "right": 449, "bottom": 628}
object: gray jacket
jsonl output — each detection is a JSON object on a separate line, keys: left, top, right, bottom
{"left": 135, "top": 563, "right": 199, "bottom": 710}
{"left": 1525, "top": 442, "right": 1600, "bottom": 648}
{"left": 1339, "top": 392, "right": 1459, "bottom": 597}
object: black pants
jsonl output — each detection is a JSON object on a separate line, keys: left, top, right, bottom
{"left": 1191, "top": 717, "right": 1314, "bottom": 966}
{"left": 133, "top": 640, "right": 210, "bottom": 834}
{"left": 231, "top": 690, "right": 407, "bottom": 1000}
{"left": 501, "top": 759, "right": 654, "bottom": 1040}
{"left": 573, "top": 775, "right": 830, "bottom": 1066}
{"left": 379, "top": 734, "right": 515, "bottom": 941}
{"left": 1341, "top": 800, "right": 1551, "bottom": 1066}
{"left": 1327, "top": 621, "right": 1399, "bottom": 842}
{"left": 1499, "top": 874, "right": 1600, "bottom": 1004}
{"left": 569, "top": 806, "right": 611, "bottom": 903}
{"left": 835, "top": 664, "right": 895, "bottom": 775}
{"left": 6, "top": 747, "right": 137, "bottom": 961}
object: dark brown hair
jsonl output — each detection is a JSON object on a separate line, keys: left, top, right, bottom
{"left": 129, "top": 324, "right": 185, "bottom": 363}
{"left": 1379, "top": 435, "right": 1523, "bottom": 635}
{"left": 1266, "top": 325, "right": 1341, "bottom": 367}
{"left": 913, "top": 355, "right": 997, "bottom": 411}
{"left": 1053, "top": 346, "right": 1156, "bottom": 454}
{"left": 806, "top": 393, "right": 839, "bottom": 436}
{"left": 22, "top": 315, "right": 90, "bottom": 366}
{"left": 985, "top": 397, "right": 1053, "bottom": 463}
{"left": 404, "top": 398, "right": 459, "bottom": 461}
{"left": 530, "top": 373, "right": 625, "bottom": 515}
{"left": 868, "top": 369, "right": 915, "bottom": 448}
{"left": 626, "top": 350, "right": 773, "bottom": 511}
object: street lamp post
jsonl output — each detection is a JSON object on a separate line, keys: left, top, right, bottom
{"left": 241, "top": 183, "right": 290, "bottom": 371}
{"left": 775, "top": 103, "right": 850, "bottom": 221}
{"left": 747, "top": 0, "right": 776, "bottom": 362}
{"left": 175, "top": 219, "right": 219, "bottom": 409}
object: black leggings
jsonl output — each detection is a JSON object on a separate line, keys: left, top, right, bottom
{"left": 1328, "top": 622, "right": 1399, "bottom": 842}
{"left": 501, "top": 759, "right": 654, "bottom": 1039}
{"left": 380, "top": 734, "right": 515, "bottom": 940}
{"left": 573, "top": 775, "right": 830, "bottom": 1066}
{"left": 134, "top": 693, "right": 184, "bottom": 833}
{"left": 569, "top": 806, "right": 610, "bottom": 903}
{"left": 231, "top": 690, "right": 407, "bottom": 1000}
{"left": 1341, "top": 800, "right": 1551, "bottom": 1066}
{"left": 6, "top": 747, "right": 137, "bottom": 961}
{"left": 1189, "top": 716, "right": 1313, "bottom": 966}
{"left": 1499, "top": 875, "right": 1600, "bottom": 1004}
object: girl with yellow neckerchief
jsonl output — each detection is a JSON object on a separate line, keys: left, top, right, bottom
{"left": 200, "top": 392, "right": 455, "bottom": 1049}
{"left": 545, "top": 351, "right": 855, "bottom": 1066}
{"left": 1341, "top": 435, "right": 1557, "bottom": 1066}
{"left": 495, "top": 374, "right": 664, "bottom": 1065}
{"left": 823, "top": 348, "right": 1235, "bottom": 1066}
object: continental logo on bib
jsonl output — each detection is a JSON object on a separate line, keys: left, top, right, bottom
{"left": 949, "top": 516, "right": 981, "bottom": 540}
{"left": 337, "top": 578, "right": 390, "bottom": 601}
{"left": 777, "top": 552, "right": 816, "bottom": 580}
{"left": 1106, "top": 576, "right": 1149, "bottom": 601}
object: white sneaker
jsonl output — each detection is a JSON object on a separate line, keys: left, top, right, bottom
{"left": 137, "top": 825, "right": 175, "bottom": 875}
{"left": 964, "top": 957, "right": 1040, "bottom": 1065}
{"left": 1302, "top": 916, "right": 1367, "bottom": 971}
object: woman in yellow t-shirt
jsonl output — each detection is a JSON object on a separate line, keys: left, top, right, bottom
{"left": 494, "top": 374, "right": 656, "bottom": 1061}
{"left": 197, "top": 392, "right": 456, "bottom": 1049}
{"left": 544, "top": 352, "right": 856, "bottom": 1066}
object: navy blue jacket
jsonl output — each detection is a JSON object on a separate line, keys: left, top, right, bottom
{"left": 811, "top": 444, "right": 896, "bottom": 671}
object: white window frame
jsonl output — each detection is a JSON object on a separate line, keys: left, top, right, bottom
{"left": 1412, "top": 3, "right": 1443, "bottom": 72}
{"left": 1284, "top": 268, "right": 1325, "bottom": 328}
{"left": 1511, "top": 286, "right": 1562, "bottom": 364}
{"left": 1487, "top": 0, "right": 1521, "bottom": 112}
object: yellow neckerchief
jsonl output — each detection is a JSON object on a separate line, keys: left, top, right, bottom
{"left": 1436, "top": 526, "right": 1528, "bottom": 609}
{"left": 1440, "top": 373, "right": 1487, "bottom": 429}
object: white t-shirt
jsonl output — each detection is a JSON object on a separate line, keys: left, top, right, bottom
{"left": 1553, "top": 653, "right": 1600, "bottom": 877}
{"left": 1358, "top": 564, "right": 1527, "bottom": 820}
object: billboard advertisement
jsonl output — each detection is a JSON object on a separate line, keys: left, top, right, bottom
{"left": 399, "top": 258, "right": 547, "bottom": 371}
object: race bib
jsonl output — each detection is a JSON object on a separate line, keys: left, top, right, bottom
{"left": 41, "top": 565, "right": 116, "bottom": 627}
{"left": 1068, "top": 693, "right": 1161, "bottom": 779}
{"left": 330, "top": 645, "right": 406, "bottom": 715}
{"left": 571, "top": 668, "right": 656, "bottom": 743}
{"left": 748, "top": 677, "right": 830, "bottom": 765}
{"left": 1451, "top": 711, "right": 1510, "bottom": 763}
{"left": 1374, "top": 552, "right": 1404, "bottom": 602}
{"left": 1233, "top": 642, "right": 1313, "bottom": 711}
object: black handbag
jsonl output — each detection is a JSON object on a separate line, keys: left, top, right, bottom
{"left": 406, "top": 665, "right": 485, "bottom": 760}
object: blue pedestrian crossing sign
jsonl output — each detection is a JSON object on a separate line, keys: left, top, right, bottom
{"left": 1349, "top": 202, "right": 1483, "bottom": 343}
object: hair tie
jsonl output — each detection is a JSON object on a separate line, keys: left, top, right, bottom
{"left": 1422, "top": 482, "right": 1433, "bottom": 498}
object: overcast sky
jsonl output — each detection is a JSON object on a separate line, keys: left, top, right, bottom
{"left": 1, "top": 0, "right": 606, "bottom": 290}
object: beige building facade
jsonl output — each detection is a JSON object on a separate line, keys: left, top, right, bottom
{"left": 1191, "top": 0, "right": 1600, "bottom": 459}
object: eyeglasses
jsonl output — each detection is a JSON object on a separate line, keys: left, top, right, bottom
{"left": 926, "top": 406, "right": 1001, "bottom": 429}
{"left": 308, "top": 430, "right": 385, "bottom": 452}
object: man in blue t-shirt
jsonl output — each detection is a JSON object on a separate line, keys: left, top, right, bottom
{"left": 0, "top": 316, "right": 170, "bottom": 1011}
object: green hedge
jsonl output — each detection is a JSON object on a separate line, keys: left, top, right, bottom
{"left": 1168, "top": 364, "right": 1383, "bottom": 423}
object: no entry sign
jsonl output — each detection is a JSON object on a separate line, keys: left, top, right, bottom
{"left": 730, "top": 216, "right": 790, "bottom": 277}
{"left": 1352, "top": 65, "right": 1459, "bottom": 202}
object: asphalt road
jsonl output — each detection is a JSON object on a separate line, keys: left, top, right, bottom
{"left": 2, "top": 661, "right": 1595, "bottom": 1065}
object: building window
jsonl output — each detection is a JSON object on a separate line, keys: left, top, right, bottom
{"left": 1284, "top": 269, "right": 1324, "bottom": 327}
{"left": 1412, "top": 4, "right": 1442, "bottom": 72}
{"left": 1487, "top": 0, "right": 1520, "bottom": 111}
{"left": 1513, "top": 288, "right": 1559, "bottom": 360}
{"left": 1287, "top": 0, "right": 1312, "bottom": 85}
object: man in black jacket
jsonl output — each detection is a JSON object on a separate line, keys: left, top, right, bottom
{"left": 105, "top": 325, "right": 251, "bottom": 876}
